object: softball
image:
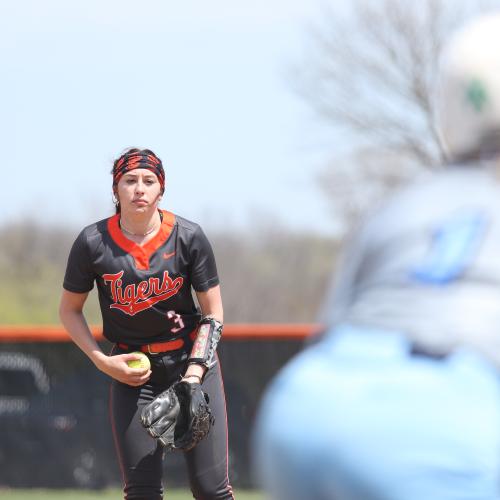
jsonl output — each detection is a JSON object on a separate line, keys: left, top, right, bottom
{"left": 127, "top": 352, "right": 151, "bottom": 370}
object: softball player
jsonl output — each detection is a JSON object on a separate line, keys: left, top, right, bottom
{"left": 254, "top": 12, "right": 500, "bottom": 500}
{"left": 59, "top": 148, "right": 234, "bottom": 500}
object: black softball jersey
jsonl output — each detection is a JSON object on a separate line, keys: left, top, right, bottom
{"left": 63, "top": 210, "right": 219, "bottom": 345}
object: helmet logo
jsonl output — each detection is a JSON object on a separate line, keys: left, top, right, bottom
{"left": 466, "top": 79, "right": 488, "bottom": 112}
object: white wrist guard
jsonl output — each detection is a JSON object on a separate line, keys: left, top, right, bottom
{"left": 188, "top": 316, "right": 223, "bottom": 369}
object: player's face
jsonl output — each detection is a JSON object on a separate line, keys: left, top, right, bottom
{"left": 116, "top": 169, "right": 163, "bottom": 214}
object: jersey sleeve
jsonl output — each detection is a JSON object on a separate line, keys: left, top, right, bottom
{"left": 63, "top": 229, "right": 95, "bottom": 293}
{"left": 189, "top": 225, "right": 220, "bottom": 292}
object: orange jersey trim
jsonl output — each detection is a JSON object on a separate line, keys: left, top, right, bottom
{"left": 107, "top": 210, "right": 176, "bottom": 270}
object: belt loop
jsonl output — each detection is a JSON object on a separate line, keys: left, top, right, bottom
{"left": 147, "top": 344, "right": 159, "bottom": 355}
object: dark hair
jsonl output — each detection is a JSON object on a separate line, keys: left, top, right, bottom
{"left": 111, "top": 148, "right": 164, "bottom": 214}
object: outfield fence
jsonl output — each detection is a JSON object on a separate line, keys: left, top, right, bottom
{"left": 0, "top": 325, "right": 318, "bottom": 490}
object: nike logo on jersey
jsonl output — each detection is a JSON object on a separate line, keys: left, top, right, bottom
{"left": 103, "top": 270, "right": 184, "bottom": 316}
{"left": 163, "top": 251, "right": 176, "bottom": 260}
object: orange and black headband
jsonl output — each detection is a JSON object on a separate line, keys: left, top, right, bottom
{"left": 113, "top": 152, "right": 165, "bottom": 190}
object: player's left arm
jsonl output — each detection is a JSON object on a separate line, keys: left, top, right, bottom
{"left": 196, "top": 284, "right": 223, "bottom": 323}
{"left": 182, "top": 285, "right": 223, "bottom": 383}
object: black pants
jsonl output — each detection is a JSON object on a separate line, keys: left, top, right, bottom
{"left": 109, "top": 347, "right": 234, "bottom": 500}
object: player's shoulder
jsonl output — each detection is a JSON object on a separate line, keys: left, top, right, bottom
{"left": 391, "top": 161, "right": 500, "bottom": 205}
{"left": 169, "top": 213, "right": 213, "bottom": 250}
{"left": 364, "top": 162, "right": 500, "bottom": 231}
{"left": 171, "top": 213, "right": 203, "bottom": 235}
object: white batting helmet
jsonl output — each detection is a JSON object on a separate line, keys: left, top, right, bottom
{"left": 436, "top": 12, "right": 500, "bottom": 161}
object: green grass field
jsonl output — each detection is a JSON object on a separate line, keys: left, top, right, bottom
{"left": 0, "top": 489, "right": 265, "bottom": 500}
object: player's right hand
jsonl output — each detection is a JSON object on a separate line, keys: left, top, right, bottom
{"left": 95, "top": 353, "right": 151, "bottom": 386}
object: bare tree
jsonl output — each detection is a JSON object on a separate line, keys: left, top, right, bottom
{"left": 296, "top": 0, "right": 498, "bottom": 230}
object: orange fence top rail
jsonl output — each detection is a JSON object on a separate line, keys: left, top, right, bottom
{"left": 0, "top": 324, "right": 321, "bottom": 343}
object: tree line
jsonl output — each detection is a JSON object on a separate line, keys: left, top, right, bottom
{"left": 0, "top": 221, "right": 338, "bottom": 325}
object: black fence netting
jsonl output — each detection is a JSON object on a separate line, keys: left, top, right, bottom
{"left": 0, "top": 337, "right": 305, "bottom": 489}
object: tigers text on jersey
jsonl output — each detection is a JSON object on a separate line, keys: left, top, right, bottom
{"left": 63, "top": 210, "right": 219, "bottom": 346}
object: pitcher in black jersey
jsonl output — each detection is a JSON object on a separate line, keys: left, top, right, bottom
{"left": 59, "top": 148, "right": 234, "bottom": 500}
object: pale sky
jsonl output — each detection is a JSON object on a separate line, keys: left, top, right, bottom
{"left": 1, "top": 0, "right": 341, "bottom": 234}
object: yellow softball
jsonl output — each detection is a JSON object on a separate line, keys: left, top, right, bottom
{"left": 127, "top": 352, "right": 151, "bottom": 370}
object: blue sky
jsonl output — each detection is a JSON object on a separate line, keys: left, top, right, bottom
{"left": 1, "top": 0, "right": 341, "bottom": 234}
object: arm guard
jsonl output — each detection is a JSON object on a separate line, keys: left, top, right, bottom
{"left": 188, "top": 316, "right": 223, "bottom": 369}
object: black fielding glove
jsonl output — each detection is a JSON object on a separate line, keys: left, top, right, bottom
{"left": 140, "top": 385, "right": 180, "bottom": 450}
{"left": 141, "top": 381, "right": 214, "bottom": 452}
{"left": 174, "top": 381, "right": 215, "bottom": 451}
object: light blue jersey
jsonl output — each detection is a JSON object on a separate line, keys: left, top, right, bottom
{"left": 320, "top": 163, "right": 500, "bottom": 365}
{"left": 254, "top": 326, "right": 500, "bottom": 500}
{"left": 254, "top": 163, "right": 500, "bottom": 500}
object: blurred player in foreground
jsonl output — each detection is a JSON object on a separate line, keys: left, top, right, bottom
{"left": 59, "top": 148, "right": 233, "bottom": 499}
{"left": 253, "top": 12, "right": 500, "bottom": 500}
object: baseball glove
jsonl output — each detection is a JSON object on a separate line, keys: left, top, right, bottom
{"left": 141, "top": 381, "right": 214, "bottom": 452}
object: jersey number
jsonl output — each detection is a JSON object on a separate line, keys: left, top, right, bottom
{"left": 167, "top": 310, "right": 184, "bottom": 333}
{"left": 410, "top": 209, "right": 488, "bottom": 284}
